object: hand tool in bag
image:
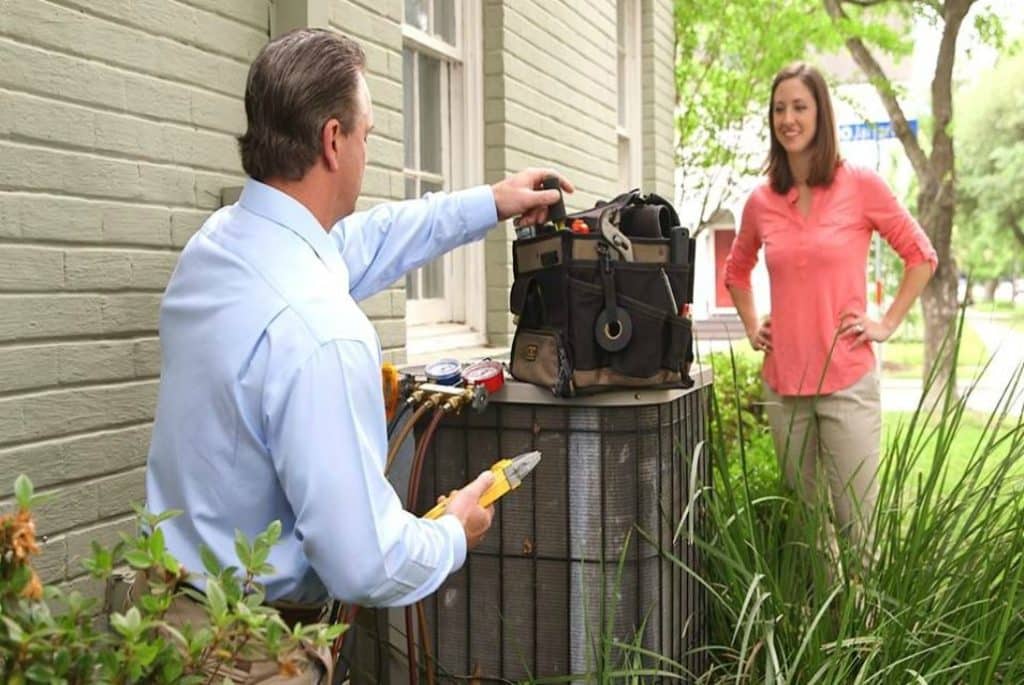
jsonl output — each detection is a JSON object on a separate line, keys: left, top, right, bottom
{"left": 594, "top": 205, "right": 634, "bottom": 352}
{"left": 598, "top": 205, "right": 634, "bottom": 261}
{"left": 541, "top": 175, "right": 567, "bottom": 230}
{"left": 422, "top": 450, "right": 542, "bottom": 519}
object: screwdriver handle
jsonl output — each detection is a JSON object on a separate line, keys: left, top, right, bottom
{"left": 542, "top": 175, "right": 566, "bottom": 227}
{"left": 423, "top": 458, "right": 514, "bottom": 520}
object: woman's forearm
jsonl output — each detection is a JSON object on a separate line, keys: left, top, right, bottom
{"left": 728, "top": 286, "right": 760, "bottom": 340}
{"left": 881, "top": 262, "right": 933, "bottom": 335}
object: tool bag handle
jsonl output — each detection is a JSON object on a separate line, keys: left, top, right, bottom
{"left": 562, "top": 189, "right": 680, "bottom": 239}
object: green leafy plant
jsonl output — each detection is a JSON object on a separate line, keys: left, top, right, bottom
{"left": 0, "top": 479, "right": 345, "bottom": 684}
{"left": 707, "top": 347, "right": 779, "bottom": 506}
{"left": 682, "top": 312, "right": 1024, "bottom": 682}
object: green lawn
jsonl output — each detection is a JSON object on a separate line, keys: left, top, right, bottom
{"left": 880, "top": 318, "right": 989, "bottom": 380}
{"left": 883, "top": 409, "right": 1024, "bottom": 494}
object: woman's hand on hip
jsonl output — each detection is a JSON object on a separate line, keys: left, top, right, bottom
{"left": 748, "top": 316, "right": 772, "bottom": 352}
{"left": 839, "top": 310, "right": 895, "bottom": 347}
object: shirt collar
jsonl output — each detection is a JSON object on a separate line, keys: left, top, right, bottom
{"left": 238, "top": 178, "right": 339, "bottom": 268}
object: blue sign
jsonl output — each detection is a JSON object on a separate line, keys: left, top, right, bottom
{"left": 838, "top": 119, "right": 918, "bottom": 142}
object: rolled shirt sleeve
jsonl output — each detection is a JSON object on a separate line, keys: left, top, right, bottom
{"left": 723, "top": 191, "right": 764, "bottom": 293}
{"left": 264, "top": 337, "right": 466, "bottom": 607}
{"left": 333, "top": 186, "right": 498, "bottom": 301}
{"left": 860, "top": 168, "right": 937, "bottom": 273}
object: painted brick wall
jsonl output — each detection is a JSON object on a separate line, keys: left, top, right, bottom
{"left": 482, "top": 0, "right": 676, "bottom": 345}
{"left": 642, "top": 0, "right": 676, "bottom": 201}
{"left": 0, "top": 0, "right": 269, "bottom": 596}
{"left": 328, "top": 0, "right": 408, "bottom": 363}
{"left": 0, "top": 0, "right": 411, "bottom": 596}
{"left": 483, "top": 0, "right": 622, "bottom": 345}
{"left": 0, "top": 0, "right": 677, "bottom": 594}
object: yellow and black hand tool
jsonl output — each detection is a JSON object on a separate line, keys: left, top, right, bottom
{"left": 423, "top": 450, "right": 542, "bottom": 520}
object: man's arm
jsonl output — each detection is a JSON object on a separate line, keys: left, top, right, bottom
{"left": 265, "top": 337, "right": 470, "bottom": 606}
{"left": 333, "top": 187, "right": 497, "bottom": 301}
{"left": 332, "top": 169, "right": 572, "bottom": 301}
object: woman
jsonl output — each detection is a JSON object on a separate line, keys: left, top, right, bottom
{"left": 724, "top": 62, "right": 937, "bottom": 551}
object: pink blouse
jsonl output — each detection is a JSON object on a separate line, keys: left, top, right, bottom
{"left": 724, "top": 162, "right": 937, "bottom": 396}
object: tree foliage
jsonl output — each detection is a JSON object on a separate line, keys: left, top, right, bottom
{"left": 673, "top": 0, "right": 841, "bottom": 226}
{"left": 956, "top": 49, "right": 1024, "bottom": 284}
{"left": 821, "top": 0, "right": 1006, "bottom": 390}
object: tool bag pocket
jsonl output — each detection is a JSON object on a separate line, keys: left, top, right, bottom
{"left": 509, "top": 327, "right": 573, "bottom": 396}
{"left": 509, "top": 191, "right": 696, "bottom": 397}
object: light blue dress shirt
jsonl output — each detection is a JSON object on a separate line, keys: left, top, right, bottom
{"left": 145, "top": 179, "right": 497, "bottom": 606}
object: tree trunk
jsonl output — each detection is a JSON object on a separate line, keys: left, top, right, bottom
{"left": 984, "top": 279, "right": 998, "bottom": 302}
{"left": 918, "top": 179, "right": 959, "bottom": 399}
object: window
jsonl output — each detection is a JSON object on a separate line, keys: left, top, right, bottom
{"left": 617, "top": 0, "right": 642, "bottom": 188}
{"left": 402, "top": 0, "right": 485, "bottom": 346}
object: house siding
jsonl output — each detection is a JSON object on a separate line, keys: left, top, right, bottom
{"left": 0, "top": 0, "right": 677, "bottom": 592}
{"left": 483, "top": 0, "right": 621, "bottom": 345}
{"left": 0, "top": 0, "right": 271, "bottom": 596}
{"left": 642, "top": 0, "right": 676, "bottom": 200}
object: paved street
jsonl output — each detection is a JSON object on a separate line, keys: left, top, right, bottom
{"left": 880, "top": 310, "right": 1024, "bottom": 414}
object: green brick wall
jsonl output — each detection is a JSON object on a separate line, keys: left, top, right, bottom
{"left": 0, "top": 0, "right": 270, "bottom": 598}
{"left": 0, "top": 0, "right": 677, "bottom": 593}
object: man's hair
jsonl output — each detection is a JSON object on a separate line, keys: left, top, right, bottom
{"left": 238, "top": 29, "right": 366, "bottom": 182}
{"left": 765, "top": 62, "right": 841, "bottom": 194}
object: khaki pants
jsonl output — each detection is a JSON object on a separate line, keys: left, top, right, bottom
{"left": 763, "top": 370, "right": 881, "bottom": 552}
{"left": 162, "top": 593, "right": 332, "bottom": 684}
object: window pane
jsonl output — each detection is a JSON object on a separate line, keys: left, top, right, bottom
{"left": 405, "top": 0, "right": 428, "bottom": 32}
{"left": 403, "top": 48, "right": 416, "bottom": 168}
{"left": 435, "top": 0, "right": 455, "bottom": 44}
{"left": 422, "top": 179, "right": 445, "bottom": 299}
{"left": 418, "top": 53, "right": 443, "bottom": 175}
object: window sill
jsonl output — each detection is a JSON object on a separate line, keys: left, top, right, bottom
{"left": 405, "top": 323, "right": 496, "bottom": 365}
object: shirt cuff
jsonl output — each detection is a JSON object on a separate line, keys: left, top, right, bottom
{"left": 439, "top": 513, "right": 468, "bottom": 570}
{"left": 453, "top": 185, "right": 498, "bottom": 241}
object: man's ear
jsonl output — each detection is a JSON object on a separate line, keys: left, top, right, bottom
{"left": 322, "top": 118, "right": 342, "bottom": 172}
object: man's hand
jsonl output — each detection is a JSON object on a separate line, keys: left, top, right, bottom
{"left": 492, "top": 168, "right": 575, "bottom": 225}
{"left": 443, "top": 471, "right": 496, "bottom": 550}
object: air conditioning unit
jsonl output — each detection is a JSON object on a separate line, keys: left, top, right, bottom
{"left": 347, "top": 374, "right": 711, "bottom": 683}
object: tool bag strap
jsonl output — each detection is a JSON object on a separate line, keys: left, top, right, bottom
{"left": 564, "top": 189, "right": 680, "bottom": 239}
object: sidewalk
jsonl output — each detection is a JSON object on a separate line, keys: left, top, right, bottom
{"left": 880, "top": 310, "right": 1024, "bottom": 414}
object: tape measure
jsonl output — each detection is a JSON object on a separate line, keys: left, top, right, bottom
{"left": 462, "top": 360, "right": 505, "bottom": 393}
{"left": 424, "top": 358, "right": 462, "bottom": 386}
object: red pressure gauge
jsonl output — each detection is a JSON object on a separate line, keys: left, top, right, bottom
{"left": 462, "top": 360, "right": 505, "bottom": 394}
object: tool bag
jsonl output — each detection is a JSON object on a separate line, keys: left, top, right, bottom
{"left": 508, "top": 189, "right": 695, "bottom": 397}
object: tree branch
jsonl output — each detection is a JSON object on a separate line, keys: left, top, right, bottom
{"left": 823, "top": 0, "right": 932, "bottom": 185}
{"left": 929, "top": 0, "right": 975, "bottom": 179}
{"left": 1003, "top": 209, "right": 1024, "bottom": 249}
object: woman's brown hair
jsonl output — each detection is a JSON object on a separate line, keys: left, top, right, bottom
{"left": 765, "top": 62, "right": 841, "bottom": 194}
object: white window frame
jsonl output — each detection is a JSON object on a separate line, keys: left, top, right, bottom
{"left": 617, "top": 0, "right": 642, "bottom": 189}
{"left": 403, "top": 2, "right": 486, "bottom": 354}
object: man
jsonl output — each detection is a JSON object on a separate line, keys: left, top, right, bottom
{"left": 145, "top": 28, "right": 572, "bottom": 681}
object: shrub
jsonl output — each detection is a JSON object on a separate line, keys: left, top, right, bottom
{"left": 684, "top": 329, "right": 1024, "bottom": 683}
{"left": 707, "top": 347, "right": 780, "bottom": 503}
{"left": 0, "top": 476, "right": 344, "bottom": 684}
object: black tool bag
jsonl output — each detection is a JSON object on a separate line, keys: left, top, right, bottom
{"left": 508, "top": 190, "right": 696, "bottom": 397}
